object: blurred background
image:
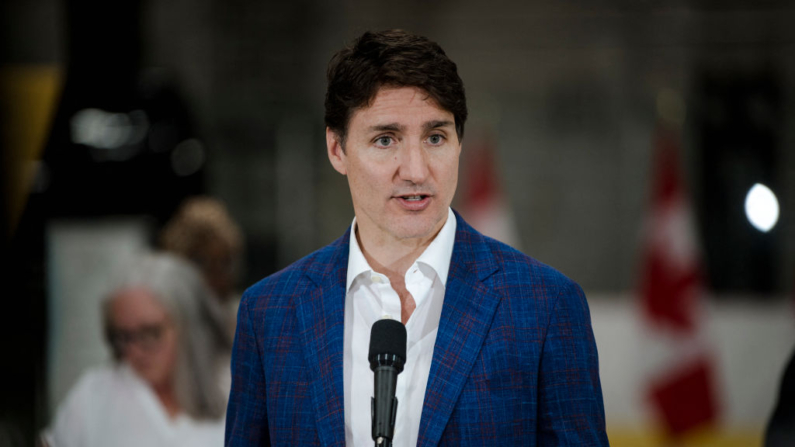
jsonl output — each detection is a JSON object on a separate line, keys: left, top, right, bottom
{"left": 2, "top": 0, "right": 795, "bottom": 445}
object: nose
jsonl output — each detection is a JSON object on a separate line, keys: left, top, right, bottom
{"left": 397, "top": 141, "right": 429, "bottom": 184}
{"left": 122, "top": 340, "right": 148, "bottom": 360}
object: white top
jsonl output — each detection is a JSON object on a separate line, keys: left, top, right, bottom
{"left": 344, "top": 207, "right": 456, "bottom": 447}
{"left": 45, "top": 364, "right": 225, "bottom": 447}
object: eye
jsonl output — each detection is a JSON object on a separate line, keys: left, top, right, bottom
{"left": 373, "top": 135, "right": 395, "bottom": 148}
{"left": 110, "top": 330, "right": 131, "bottom": 347}
{"left": 427, "top": 134, "right": 445, "bottom": 145}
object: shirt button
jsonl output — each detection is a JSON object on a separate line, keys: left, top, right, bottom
{"left": 371, "top": 275, "right": 382, "bottom": 283}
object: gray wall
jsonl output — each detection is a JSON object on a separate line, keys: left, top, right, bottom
{"left": 5, "top": 0, "right": 794, "bottom": 291}
{"left": 142, "top": 1, "right": 795, "bottom": 292}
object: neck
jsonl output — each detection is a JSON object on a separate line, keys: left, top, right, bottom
{"left": 355, "top": 218, "right": 446, "bottom": 278}
{"left": 153, "top": 380, "right": 181, "bottom": 419}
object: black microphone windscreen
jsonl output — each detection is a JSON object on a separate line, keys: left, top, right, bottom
{"left": 368, "top": 319, "right": 407, "bottom": 364}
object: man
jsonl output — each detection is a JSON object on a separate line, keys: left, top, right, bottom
{"left": 226, "top": 29, "right": 609, "bottom": 446}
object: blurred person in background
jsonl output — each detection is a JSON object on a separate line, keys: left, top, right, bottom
{"left": 159, "top": 196, "right": 244, "bottom": 337}
{"left": 43, "top": 253, "right": 227, "bottom": 447}
{"left": 159, "top": 196, "right": 243, "bottom": 394}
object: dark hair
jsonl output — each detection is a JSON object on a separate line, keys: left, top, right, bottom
{"left": 325, "top": 29, "right": 467, "bottom": 145}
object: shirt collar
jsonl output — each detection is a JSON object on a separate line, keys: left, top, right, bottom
{"left": 346, "top": 223, "right": 372, "bottom": 292}
{"left": 346, "top": 207, "right": 457, "bottom": 291}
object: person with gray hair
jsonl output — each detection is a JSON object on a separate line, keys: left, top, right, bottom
{"left": 44, "top": 252, "right": 228, "bottom": 447}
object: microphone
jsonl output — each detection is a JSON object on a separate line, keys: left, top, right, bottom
{"left": 368, "top": 318, "right": 407, "bottom": 447}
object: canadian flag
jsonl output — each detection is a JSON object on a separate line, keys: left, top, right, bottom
{"left": 640, "top": 124, "right": 720, "bottom": 436}
{"left": 458, "top": 133, "right": 521, "bottom": 248}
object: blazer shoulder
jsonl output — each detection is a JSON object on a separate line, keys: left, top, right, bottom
{"left": 241, "top": 230, "right": 349, "bottom": 306}
{"left": 477, "top": 234, "right": 593, "bottom": 334}
{"left": 453, "top": 210, "right": 580, "bottom": 294}
{"left": 479, "top": 232, "right": 582, "bottom": 294}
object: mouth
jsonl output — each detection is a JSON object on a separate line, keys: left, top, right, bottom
{"left": 394, "top": 193, "right": 432, "bottom": 211}
{"left": 402, "top": 195, "right": 427, "bottom": 201}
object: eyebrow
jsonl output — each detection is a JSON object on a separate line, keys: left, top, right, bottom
{"left": 367, "top": 120, "right": 454, "bottom": 133}
{"left": 424, "top": 120, "right": 454, "bottom": 132}
{"left": 369, "top": 123, "right": 405, "bottom": 133}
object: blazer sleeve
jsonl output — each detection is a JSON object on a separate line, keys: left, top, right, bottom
{"left": 225, "top": 295, "right": 270, "bottom": 447}
{"left": 537, "top": 281, "right": 609, "bottom": 446}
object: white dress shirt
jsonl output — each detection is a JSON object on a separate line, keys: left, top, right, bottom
{"left": 344, "top": 208, "right": 456, "bottom": 447}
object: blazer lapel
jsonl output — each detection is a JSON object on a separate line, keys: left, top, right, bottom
{"left": 295, "top": 230, "right": 350, "bottom": 446}
{"left": 417, "top": 214, "right": 502, "bottom": 446}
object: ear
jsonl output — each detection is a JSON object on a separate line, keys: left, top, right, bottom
{"left": 326, "top": 127, "right": 347, "bottom": 175}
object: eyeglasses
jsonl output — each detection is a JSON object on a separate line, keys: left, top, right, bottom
{"left": 108, "top": 321, "right": 170, "bottom": 353}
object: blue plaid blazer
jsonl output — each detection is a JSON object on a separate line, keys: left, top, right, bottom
{"left": 225, "top": 212, "right": 609, "bottom": 446}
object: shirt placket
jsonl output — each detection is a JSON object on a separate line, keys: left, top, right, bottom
{"left": 371, "top": 273, "right": 401, "bottom": 322}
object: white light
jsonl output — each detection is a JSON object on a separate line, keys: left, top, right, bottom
{"left": 70, "top": 108, "right": 149, "bottom": 161}
{"left": 744, "top": 183, "right": 779, "bottom": 232}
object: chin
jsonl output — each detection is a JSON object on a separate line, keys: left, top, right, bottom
{"left": 391, "top": 216, "right": 442, "bottom": 240}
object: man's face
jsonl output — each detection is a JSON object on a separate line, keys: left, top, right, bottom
{"left": 327, "top": 86, "right": 461, "bottom": 246}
